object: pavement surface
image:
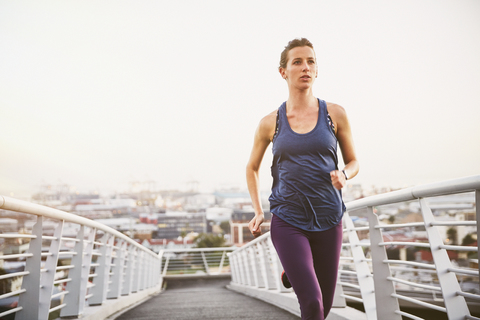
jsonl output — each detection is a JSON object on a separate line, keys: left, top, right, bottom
{"left": 115, "top": 277, "right": 300, "bottom": 320}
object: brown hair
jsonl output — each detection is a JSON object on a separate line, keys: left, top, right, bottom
{"left": 279, "top": 38, "right": 315, "bottom": 69}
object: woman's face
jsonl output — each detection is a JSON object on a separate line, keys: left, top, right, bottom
{"left": 280, "top": 46, "right": 317, "bottom": 88}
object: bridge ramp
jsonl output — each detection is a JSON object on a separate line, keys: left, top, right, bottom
{"left": 114, "top": 277, "right": 299, "bottom": 319}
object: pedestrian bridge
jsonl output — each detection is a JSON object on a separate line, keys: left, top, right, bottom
{"left": 0, "top": 175, "right": 479, "bottom": 319}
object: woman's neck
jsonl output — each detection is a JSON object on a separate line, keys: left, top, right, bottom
{"left": 286, "top": 90, "right": 317, "bottom": 111}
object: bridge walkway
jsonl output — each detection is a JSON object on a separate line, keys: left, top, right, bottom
{"left": 114, "top": 277, "right": 299, "bottom": 320}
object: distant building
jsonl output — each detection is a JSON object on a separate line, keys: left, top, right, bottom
{"left": 205, "top": 207, "right": 233, "bottom": 222}
{"left": 0, "top": 218, "right": 18, "bottom": 233}
{"left": 94, "top": 218, "right": 157, "bottom": 240}
{"left": 155, "top": 212, "right": 207, "bottom": 240}
{"left": 141, "top": 238, "right": 195, "bottom": 253}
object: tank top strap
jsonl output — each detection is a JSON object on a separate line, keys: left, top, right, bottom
{"left": 318, "top": 98, "right": 327, "bottom": 123}
{"left": 273, "top": 102, "right": 286, "bottom": 142}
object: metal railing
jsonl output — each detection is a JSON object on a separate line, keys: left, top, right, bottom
{"left": 341, "top": 175, "right": 480, "bottom": 320}
{"left": 1, "top": 175, "right": 478, "bottom": 319}
{"left": 228, "top": 229, "right": 292, "bottom": 293}
{"left": 229, "top": 175, "right": 480, "bottom": 320}
{"left": 159, "top": 247, "right": 235, "bottom": 278}
{"left": 0, "top": 196, "right": 161, "bottom": 320}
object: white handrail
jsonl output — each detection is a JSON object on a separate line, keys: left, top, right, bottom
{"left": 0, "top": 195, "right": 156, "bottom": 256}
{"left": 346, "top": 175, "right": 480, "bottom": 211}
{"left": 230, "top": 175, "right": 480, "bottom": 320}
{"left": 0, "top": 195, "right": 162, "bottom": 320}
{"left": 342, "top": 175, "right": 480, "bottom": 320}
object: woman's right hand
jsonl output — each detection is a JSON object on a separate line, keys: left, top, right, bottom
{"left": 248, "top": 213, "right": 264, "bottom": 238}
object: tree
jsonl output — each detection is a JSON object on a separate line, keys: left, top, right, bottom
{"left": 388, "top": 215, "right": 395, "bottom": 224}
{"left": 461, "top": 233, "right": 477, "bottom": 258}
{"left": 219, "top": 221, "right": 230, "bottom": 234}
{"left": 193, "top": 233, "right": 226, "bottom": 248}
{"left": 461, "top": 233, "right": 476, "bottom": 246}
{"left": 446, "top": 227, "right": 458, "bottom": 245}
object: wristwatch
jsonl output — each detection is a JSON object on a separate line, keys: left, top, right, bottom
{"left": 342, "top": 170, "right": 349, "bottom": 180}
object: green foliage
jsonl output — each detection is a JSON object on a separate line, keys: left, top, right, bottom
{"left": 388, "top": 215, "right": 395, "bottom": 224}
{"left": 194, "top": 233, "right": 226, "bottom": 248}
{"left": 446, "top": 227, "right": 458, "bottom": 245}
{"left": 461, "top": 233, "right": 476, "bottom": 246}
{"left": 219, "top": 221, "right": 230, "bottom": 234}
{"left": 460, "top": 233, "right": 477, "bottom": 259}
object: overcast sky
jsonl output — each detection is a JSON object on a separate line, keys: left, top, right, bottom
{"left": 1, "top": 1, "right": 479, "bottom": 198}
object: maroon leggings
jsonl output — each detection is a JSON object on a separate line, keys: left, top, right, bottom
{"left": 270, "top": 214, "right": 343, "bottom": 320}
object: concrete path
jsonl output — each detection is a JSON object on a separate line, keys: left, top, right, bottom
{"left": 114, "top": 277, "right": 299, "bottom": 320}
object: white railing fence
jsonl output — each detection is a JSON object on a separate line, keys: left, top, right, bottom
{"left": 228, "top": 230, "right": 289, "bottom": 293}
{"left": 229, "top": 175, "right": 480, "bottom": 320}
{"left": 0, "top": 196, "right": 161, "bottom": 320}
{"left": 341, "top": 175, "right": 480, "bottom": 320}
{"left": 158, "top": 247, "right": 235, "bottom": 278}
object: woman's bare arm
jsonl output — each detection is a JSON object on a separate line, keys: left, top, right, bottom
{"left": 327, "top": 103, "right": 359, "bottom": 189}
{"left": 246, "top": 110, "right": 276, "bottom": 237}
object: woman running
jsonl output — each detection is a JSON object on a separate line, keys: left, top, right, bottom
{"left": 246, "top": 38, "right": 359, "bottom": 320}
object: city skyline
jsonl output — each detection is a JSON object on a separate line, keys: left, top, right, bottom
{"left": 1, "top": 1, "right": 479, "bottom": 198}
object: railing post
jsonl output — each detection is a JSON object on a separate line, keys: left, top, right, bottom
{"left": 363, "top": 208, "right": 400, "bottom": 320}
{"left": 237, "top": 250, "right": 247, "bottom": 285}
{"left": 61, "top": 226, "right": 93, "bottom": 317}
{"left": 150, "top": 256, "right": 156, "bottom": 287}
{"left": 476, "top": 189, "right": 480, "bottom": 290}
{"left": 152, "top": 255, "right": 157, "bottom": 287}
{"left": 154, "top": 255, "right": 160, "bottom": 286}
{"left": 122, "top": 245, "right": 135, "bottom": 295}
{"left": 108, "top": 240, "right": 126, "bottom": 299}
{"left": 89, "top": 233, "right": 114, "bottom": 305}
{"left": 132, "top": 248, "right": 140, "bottom": 292}
{"left": 218, "top": 250, "right": 226, "bottom": 274}
{"left": 39, "top": 219, "right": 64, "bottom": 319}
{"left": 155, "top": 257, "right": 161, "bottom": 286}
{"left": 362, "top": 207, "right": 402, "bottom": 320}
{"left": 229, "top": 253, "right": 240, "bottom": 284}
{"left": 248, "top": 245, "right": 261, "bottom": 287}
{"left": 258, "top": 239, "right": 276, "bottom": 289}
{"left": 144, "top": 253, "right": 151, "bottom": 288}
{"left": 420, "top": 198, "right": 470, "bottom": 319}
{"left": 16, "top": 215, "right": 43, "bottom": 320}
{"left": 201, "top": 251, "right": 210, "bottom": 275}
{"left": 251, "top": 243, "right": 265, "bottom": 288}
{"left": 137, "top": 250, "right": 145, "bottom": 291}
{"left": 79, "top": 227, "right": 96, "bottom": 312}
{"left": 241, "top": 249, "right": 252, "bottom": 286}
{"left": 161, "top": 254, "right": 170, "bottom": 278}
{"left": 147, "top": 254, "right": 155, "bottom": 289}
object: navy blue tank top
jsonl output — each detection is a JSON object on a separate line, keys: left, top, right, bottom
{"left": 269, "top": 98, "right": 346, "bottom": 231}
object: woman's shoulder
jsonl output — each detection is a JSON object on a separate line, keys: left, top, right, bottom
{"left": 326, "top": 101, "right": 346, "bottom": 113}
{"left": 326, "top": 102, "right": 347, "bottom": 119}
{"left": 257, "top": 109, "right": 278, "bottom": 141}
{"left": 326, "top": 101, "right": 349, "bottom": 130}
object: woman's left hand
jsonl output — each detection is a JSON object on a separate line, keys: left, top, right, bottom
{"left": 330, "top": 170, "right": 346, "bottom": 190}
